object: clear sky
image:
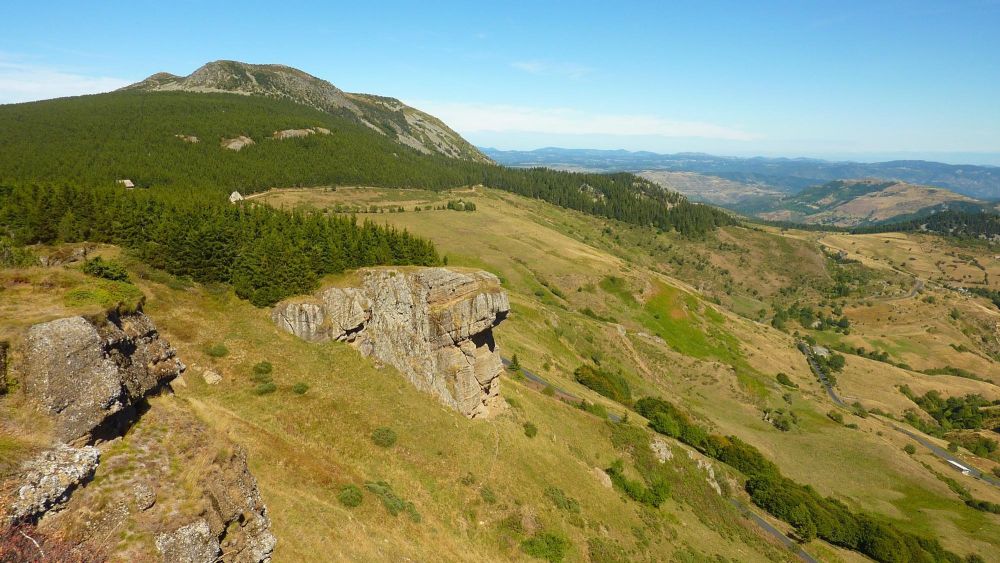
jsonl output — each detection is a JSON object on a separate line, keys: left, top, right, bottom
{"left": 2, "top": 1, "right": 998, "bottom": 164}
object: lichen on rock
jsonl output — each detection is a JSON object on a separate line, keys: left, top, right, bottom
{"left": 273, "top": 268, "right": 509, "bottom": 418}
{"left": 23, "top": 312, "right": 185, "bottom": 442}
{"left": 7, "top": 444, "right": 100, "bottom": 523}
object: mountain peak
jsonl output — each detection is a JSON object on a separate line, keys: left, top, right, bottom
{"left": 123, "top": 60, "right": 490, "bottom": 163}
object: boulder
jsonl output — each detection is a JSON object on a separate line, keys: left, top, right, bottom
{"left": 202, "top": 448, "right": 276, "bottom": 562}
{"left": 8, "top": 444, "right": 100, "bottom": 522}
{"left": 221, "top": 136, "right": 254, "bottom": 151}
{"left": 155, "top": 519, "right": 220, "bottom": 563}
{"left": 273, "top": 268, "right": 509, "bottom": 418}
{"left": 23, "top": 312, "right": 184, "bottom": 442}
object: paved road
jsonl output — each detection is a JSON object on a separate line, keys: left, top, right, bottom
{"left": 797, "top": 343, "right": 1000, "bottom": 489}
{"left": 728, "top": 499, "right": 819, "bottom": 563}
{"left": 502, "top": 356, "right": 817, "bottom": 561}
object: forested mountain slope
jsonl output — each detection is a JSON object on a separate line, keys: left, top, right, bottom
{"left": 124, "top": 60, "right": 490, "bottom": 162}
{"left": 0, "top": 90, "right": 732, "bottom": 236}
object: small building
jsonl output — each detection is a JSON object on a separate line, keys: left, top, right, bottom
{"left": 229, "top": 191, "right": 245, "bottom": 204}
{"left": 117, "top": 179, "right": 135, "bottom": 189}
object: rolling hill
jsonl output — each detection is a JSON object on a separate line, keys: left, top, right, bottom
{"left": 740, "top": 179, "right": 992, "bottom": 227}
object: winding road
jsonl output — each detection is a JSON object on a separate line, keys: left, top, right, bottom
{"left": 797, "top": 344, "right": 1000, "bottom": 489}
{"left": 501, "top": 356, "right": 818, "bottom": 562}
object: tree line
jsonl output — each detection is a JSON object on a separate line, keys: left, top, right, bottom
{"left": 0, "top": 184, "right": 438, "bottom": 306}
{"left": 633, "top": 397, "right": 979, "bottom": 563}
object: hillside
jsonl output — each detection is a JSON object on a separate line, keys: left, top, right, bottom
{"left": 484, "top": 147, "right": 1000, "bottom": 200}
{"left": 124, "top": 60, "right": 490, "bottom": 163}
{"left": 639, "top": 170, "right": 784, "bottom": 204}
{"left": 0, "top": 88, "right": 731, "bottom": 237}
{"left": 743, "top": 179, "right": 989, "bottom": 227}
{"left": 4, "top": 183, "right": 1000, "bottom": 561}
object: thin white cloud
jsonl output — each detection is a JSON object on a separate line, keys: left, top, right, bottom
{"left": 510, "top": 60, "right": 593, "bottom": 80}
{"left": 0, "top": 59, "right": 131, "bottom": 104}
{"left": 410, "top": 101, "right": 757, "bottom": 141}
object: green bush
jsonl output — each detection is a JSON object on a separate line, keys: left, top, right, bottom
{"left": 903, "top": 444, "right": 916, "bottom": 455}
{"left": 542, "top": 385, "right": 556, "bottom": 397}
{"left": 372, "top": 427, "right": 398, "bottom": 448}
{"left": 365, "top": 481, "right": 420, "bottom": 522}
{"left": 523, "top": 422, "right": 538, "bottom": 438}
{"left": 544, "top": 486, "right": 580, "bottom": 513}
{"left": 776, "top": 372, "right": 797, "bottom": 388}
{"left": 292, "top": 382, "right": 309, "bottom": 395}
{"left": 587, "top": 537, "right": 628, "bottom": 563}
{"left": 521, "top": 531, "right": 571, "bottom": 562}
{"left": 338, "top": 485, "right": 363, "bottom": 507}
{"left": 574, "top": 364, "right": 631, "bottom": 404}
{"left": 206, "top": 343, "right": 229, "bottom": 358}
{"left": 253, "top": 382, "right": 276, "bottom": 395}
{"left": 253, "top": 361, "right": 273, "bottom": 375}
{"left": 82, "top": 257, "right": 129, "bottom": 282}
{"left": 604, "top": 459, "right": 669, "bottom": 507}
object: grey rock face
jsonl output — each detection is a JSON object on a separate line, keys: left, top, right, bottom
{"left": 23, "top": 312, "right": 185, "bottom": 442}
{"left": 155, "top": 519, "right": 220, "bottom": 563}
{"left": 204, "top": 448, "right": 277, "bottom": 563}
{"left": 273, "top": 268, "right": 509, "bottom": 418}
{"left": 8, "top": 444, "right": 100, "bottom": 522}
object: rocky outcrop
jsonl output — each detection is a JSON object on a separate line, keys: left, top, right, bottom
{"left": 23, "top": 312, "right": 184, "bottom": 442}
{"left": 273, "top": 268, "right": 509, "bottom": 418}
{"left": 203, "top": 447, "right": 276, "bottom": 562}
{"left": 221, "top": 135, "right": 255, "bottom": 151}
{"left": 272, "top": 127, "right": 331, "bottom": 140}
{"left": 7, "top": 444, "right": 100, "bottom": 522}
{"left": 156, "top": 520, "right": 220, "bottom": 563}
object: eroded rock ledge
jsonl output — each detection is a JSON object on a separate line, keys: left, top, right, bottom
{"left": 23, "top": 312, "right": 185, "bottom": 443}
{"left": 272, "top": 268, "right": 510, "bottom": 418}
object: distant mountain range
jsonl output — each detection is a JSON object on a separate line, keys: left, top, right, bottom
{"left": 482, "top": 147, "right": 1000, "bottom": 200}
{"left": 126, "top": 60, "right": 491, "bottom": 162}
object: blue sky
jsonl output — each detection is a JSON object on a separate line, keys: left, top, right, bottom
{"left": 2, "top": 1, "right": 999, "bottom": 163}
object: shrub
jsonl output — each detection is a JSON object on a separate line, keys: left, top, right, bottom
{"left": 776, "top": 372, "right": 797, "bottom": 388}
{"left": 903, "top": 444, "right": 916, "bottom": 455}
{"left": 292, "top": 382, "right": 309, "bottom": 395}
{"left": 253, "top": 361, "right": 273, "bottom": 376}
{"left": 371, "top": 427, "right": 398, "bottom": 448}
{"left": 365, "top": 481, "right": 420, "bottom": 522}
{"left": 604, "top": 459, "right": 668, "bottom": 507}
{"left": 206, "top": 343, "right": 229, "bottom": 358}
{"left": 253, "top": 382, "right": 276, "bottom": 395}
{"left": 338, "top": 485, "right": 363, "bottom": 507}
{"left": 542, "top": 385, "right": 556, "bottom": 397}
{"left": 82, "top": 256, "right": 129, "bottom": 282}
{"left": 544, "top": 486, "right": 580, "bottom": 513}
{"left": 573, "top": 364, "right": 631, "bottom": 404}
{"left": 521, "top": 531, "right": 571, "bottom": 562}
{"left": 587, "top": 537, "right": 628, "bottom": 563}
{"left": 523, "top": 422, "right": 538, "bottom": 438}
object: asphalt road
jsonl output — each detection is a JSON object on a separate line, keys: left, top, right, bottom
{"left": 502, "top": 356, "right": 817, "bottom": 561}
{"left": 797, "top": 344, "right": 1000, "bottom": 489}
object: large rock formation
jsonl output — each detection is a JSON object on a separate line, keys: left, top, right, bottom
{"left": 273, "top": 268, "right": 509, "bottom": 418}
{"left": 7, "top": 444, "right": 100, "bottom": 523}
{"left": 23, "top": 312, "right": 185, "bottom": 442}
